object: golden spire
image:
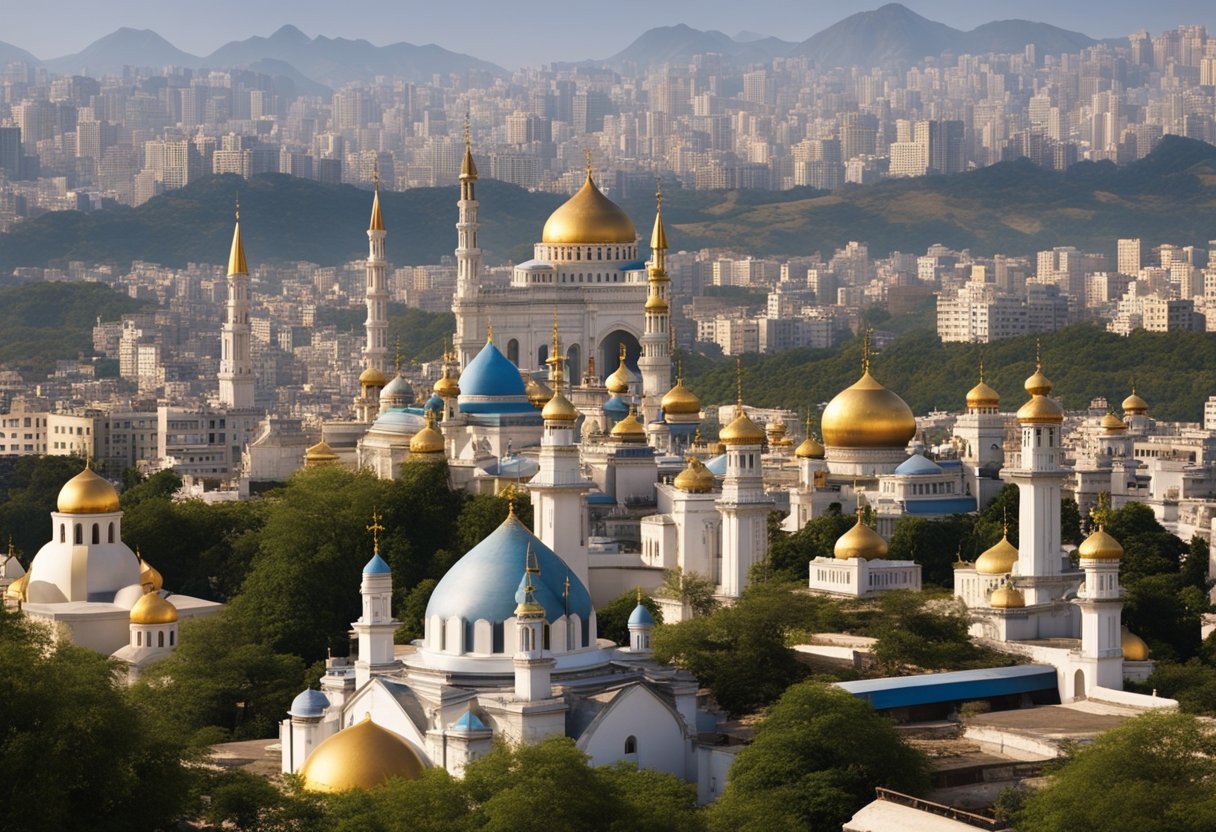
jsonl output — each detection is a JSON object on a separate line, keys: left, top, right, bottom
{"left": 227, "top": 198, "right": 248, "bottom": 276}
{"left": 460, "top": 113, "right": 478, "bottom": 180}
{"left": 487, "top": 320, "right": 494, "bottom": 343}
{"left": 1035, "top": 337, "right": 1042, "bottom": 371}
{"left": 394, "top": 336, "right": 402, "bottom": 373}
{"left": 1090, "top": 491, "right": 1111, "bottom": 530}
{"left": 369, "top": 163, "right": 385, "bottom": 231}
{"left": 367, "top": 510, "right": 384, "bottom": 555}
{"left": 735, "top": 357, "right": 744, "bottom": 411}
{"left": 502, "top": 484, "right": 517, "bottom": 516}
{"left": 650, "top": 177, "right": 668, "bottom": 254}
{"left": 584, "top": 148, "right": 593, "bottom": 180}
{"left": 861, "top": 330, "right": 871, "bottom": 374}
{"left": 978, "top": 354, "right": 985, "bottom": 383}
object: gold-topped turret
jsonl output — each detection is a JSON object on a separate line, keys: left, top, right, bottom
{"left": 304, "top": 440, "right": 339, "bottom": 467}
{"left": 460, "top": 117, "right": 478, "bottom": 181}
{"left": 227, "top": 200, "right": 248, "bottom": 276}
{"left": 649, "top": 179, "right": 668, "bottom": 259}
{"left": 661, "top": 361, "right": 701, "bottom": 416}
{"left": 541, "top": 156, "right": 637, "bottom": 245}
{"left": 673, "top": 457, "right": 715, "bottom": 493}
{"left": 989, "top": 583, "right": 1026, "bottom": 609}
{"left": 541, "top": 315, "right": 579, "bottom": 423}
{"left": 369, "top": 165, "right": 385, "bottom": 231}
{"left": 514, "top": 545, "right": 546, "bottom": 618}
{"left": 57, "top": 463, "right": 120, "bottom": 514}
{"left": 833, "top": 502, "right": 888, "bottom": 560}
{"left": 976, "top": 514, "right": 1019, "bottom": 574}
{"left": 1016, "top": 343, "right": 1064, "bottom": 424}
{"left": 1122, "top": 383, "right": 1148, "bottom": 416}
{"left": 1078, "top": 495, "right": 1123, "bottom": 560}
{"left": 795, "top": 415, "right": 825, "bottom": 459}
{"left": 611, "top": 406, "right": 647, "bottom": 442}
{"left": 965, "top": 359, "right": 1000, "bottom": 410}
{"left": 606, "top": 344, "right": 632, "bottom": 395}
{"left": 409, "top": 410, "right": 445, "bottom": 455}
{"left": 719, "top": 360, "right": 765, "bottom": 446}
{"left": 1100, "top": 412, "right": 1127, "bottom": 433}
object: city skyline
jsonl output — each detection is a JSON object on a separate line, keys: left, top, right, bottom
{"left": 5, "top": 0, "right": 1216, "bottom": 69}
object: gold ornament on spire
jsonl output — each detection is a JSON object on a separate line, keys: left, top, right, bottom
{"left": 369, "top": 162, "right": 385, "bottom": 231}
{"left": 460, "top": 113, "right": 478, "bottom": 180}
{"left": 367, "top": 510, "right": 384, "bottom": 555}
{"left": 227, "top": 197, "right": 248, "bottom": 276}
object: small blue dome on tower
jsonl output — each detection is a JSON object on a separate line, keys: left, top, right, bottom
{"left": 424, "top": 393, "right": 444, "bottom": 414}
{"left": 364, "top": 552, "right": 391, "bottom": 574}
{"left": 628, "top": 602, "right": 655, "bottom": 628}
{"left": 289, "top": 688, "right": 330, "bottom": 718}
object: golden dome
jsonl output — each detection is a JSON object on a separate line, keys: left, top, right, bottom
{"left": 359, "top": 366, "right": 387, "bottom": 387}
{"left": 130, "top": 591, "right": 178, "bottom": 625}
{"left": 1100, "top": 413, "right": 1127, "bottom": 432}
{"left": 644, "top": 293, "right": 669, "bottom": 312}
{"left": 139, "top": 558, "right": 164, "bottom": 592}
{"left": 606, "top": 348, "right": 632, "bottom": 395}
{"left": 4, "top": 570, "right": 29, "bottom": 602}
{"left": 300, "top": 717, "right": 425, "bottom": 793}
{"left": 541, "top": 173, "right": 637, "bottom": 245}
{"left": 542, "top": 390, "right": 579, "bottom": 422}
{"left": 1122, "top": 629, "right": 1150, "bottom": 661}
{"left": 795, "top": 435, "right": 825, "bottom": 459}
{"left": 966, "top": 379, "right": 1000, "bottom": 409}
{"left": 57, "top": 466, "right": 120, "bottom": 514}
{"left": 834, "top": 514, "right": 889, "bottom": 560}
{"left": 433, "top": 367, "right": 460, "bottom": 399}
{"left": 989, "top": 585, "right": 1026, "bottom": 609}
{"left": 1024, "top": 367, "right": 1052, "bottom": 396}
{"left": 821, "top": 370, "right": 916, "bottom": 449}
{"left": 975, "top": 535, "right": 1019, "bottom": 575}
{"left": 1078, "top": 526, "right": 1123, "bottom": 560}
{"left": 661, "top": 378, "right": 702, "bottom": 416}
{"left": 720, "top": 408, "right": 766, "bottom": 446}
{"left": 673, "top": 458, "right": 715, "bottom": 493}
{"left": 1016, "top": 393, "right": 1064, "bottom": 424}
{"left": 1122, "top": 390, "right": 1148, "bottom": 415}
{"left": 409, "top": 415, "right": 445, "bottom": 454}
{"left": 611, "top": 408, "right": 647, "bottom": 443}
{"left": 524, "top": 373, "right": 553, "bottom": 408}
{"left": 304, "top": 441, "right": 339, "bottom": 467}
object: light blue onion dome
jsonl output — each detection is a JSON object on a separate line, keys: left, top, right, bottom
{"left": 894, "top": 454, "right": 943, "bottom": 476}
{"left": 628, "top": 602, "right": 655, "bottom": 627}
{"left": 289, "top": 688, "right": 330, "bottom": 718}
{"left": 425, "top": 512, "right": 593, "bottom": 645}
{"left": 380, "top": 374, "right": 413, "bottom": 404}
{"left": 424, "top": 393, "right": 443, "bottom": 414}
{"left": 457, "top": 340, "right": 535, "bottom": 414}
{"left": 603, "top": 394, "right": 630, "bottom": 419}
{"left": 364, "top": 552, "right": 391, "bottom": 574}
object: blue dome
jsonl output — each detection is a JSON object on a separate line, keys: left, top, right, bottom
{"left": 603, "top": 395, "right": 630, "bottom": 417}
{"left": 628, "top": 602, "right": 655, "bottom": 627}
{"left": 370, "top": 409, "right": 426, "bottom": 435}
{"left": 705, "top": 454, "right": 727, "bottom": 477}
{"left": 460, "top": 340, "right": 527, "bottom": 399}
{"left": 895, "top": 454, "right": 942, "bottom": 476}
{"left": 426, "top": 514, "right": 593, "bottom": 629}
{"left": 364, "top": 552, "right": 391, "bottom": 574}
{"left": 289, "top": 688, "right": 329, "bottom": 718}
{"left": 424, "top": 393, "right": 443, "bottom": 413}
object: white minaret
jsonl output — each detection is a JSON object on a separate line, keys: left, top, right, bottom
{"left": 1006, "top": 351, "right": 1068, "bottom": 607}
{"left": 363, "top": 169, "right": 390, "bottom": 377}
{"left": 353, "top": 513, "right": 399, "bottom": 689}
{"left": 529, "top": 319, "right": 592, "bottom": 588}
{"left": 218, "top": 204, "right": 255, "bottom": 410}
{"left": 954, "top": 360, "right": 1007, "bottom": 510}
{"left": 452, "top": 122, "right": 481, "bottom": 368}
{"left": 638, "top": 183, "right": 672, "bottom": 424}
{"left": 512, "top": 547, "right": 554, "bottom": 702}
{"left": 1074, "top": 499, "right": 1126, "bottom": 694}
{"left": 716, "top": 364, "right": 774, "bottom": 599}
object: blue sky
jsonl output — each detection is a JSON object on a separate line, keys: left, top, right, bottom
{"left": 7, "top": 0, "right": 1214, "bottom": 68}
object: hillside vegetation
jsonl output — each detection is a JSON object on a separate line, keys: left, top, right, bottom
{"left": 0, "top": 282, "right": 146, "bottom": 375}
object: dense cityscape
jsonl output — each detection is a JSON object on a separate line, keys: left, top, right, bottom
{"left": 4, "top": 4, "right": 1216, "bottom": 832}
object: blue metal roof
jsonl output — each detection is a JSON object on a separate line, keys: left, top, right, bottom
{"left": 604, "top": 395, "right": 630, "bottom": 417}
{"left": 452, "top": 709, "right": 488, "bottom": 732}
{"left": 459, "top": 340, "right": 527, "bottom": 403}
{"left": 587, "top": 492, "right": 616, "bottom": 506}
{"left": 628, "top": 603, "right": 655, "bottom": 627}
{"left": 895, "top": 454, "right": 943, "bottom": 476}
{"left": 288, "top": 688, "right": 329, "bottom": 718}
{"left": 904, "top": 497, "right": 978, "bottom": 515}
{"left": 705, "top": 454, "right": 727, "bottom": 476}
{"left": 835, "top": 665, "right": 1057, "bottom": 710}
{"left": 363, "top": 552, "right": 391, "bottom": 574}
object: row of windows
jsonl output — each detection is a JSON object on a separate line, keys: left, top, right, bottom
{"left": 135, "top": 629, "right": 174, "bottom": 647}
{"left": 61, "top": 522, "right": 116, "bottom": 545}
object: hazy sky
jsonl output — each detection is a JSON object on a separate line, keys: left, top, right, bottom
{"left": 6, "top": 0, "right": 1215, "bottom": 68}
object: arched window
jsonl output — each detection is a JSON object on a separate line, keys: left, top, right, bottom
{"left": 92, "top": 524, "right": 100, "bottom": 545}
{"left": 136, "top": 631, "right": 142, "bottom": 646}
{"left": 624, "top": 736, "right": 637, "bottom": 754}
{"left": 108, "top": 523, "right": 114, "bottom": 543}
{"left": 158, "top": 631, "right": 164, "bottom": 648}
{"left": 74, "top": 524, "right": 82, "bottom": 545}
{"left": 542, "top": 623, "right": 550, "bottom": 650}
{"left": 170, "top": 631, "right": 175, "bottom": 646}
{"left": 506, "top": 339, "right": 520, "bottom": 365}
{"left": 60, "top": 524, "right": 65, "bottom": 543}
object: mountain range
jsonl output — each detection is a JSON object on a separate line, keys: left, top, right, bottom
{"left": 2, "top": 136, "right": 1215, "bottom": 274}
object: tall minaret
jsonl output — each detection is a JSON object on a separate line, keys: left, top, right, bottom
{"left": 353, "top": 512, "right": 399, "bottom": 689}
{"left": 638, "top": 181, "right": 672, "bottom": 424}
{"left": 954, "top": 358, "right": 1006, "bottom": 510}
{"left": 1074, "top": 496, "right": 1126, "bottom": 694}
{"left": 363, "top": 167, "right": 389, "bottom": 377}
{"left": 716, "top": 362, "right": 773, "bottom": 598}
{"left": 218, "top": 203, "right": 255, "bottom": 410}
{"left": 452, "top": 119, "right": 481, "bottom": 369}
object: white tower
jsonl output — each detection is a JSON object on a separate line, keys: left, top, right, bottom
{"left": 716, "top": 365, "right": 773, "bottom": 598}
{"left": 529, "top": 320, "right": 592, "bottom": 588}
{"left": 363, "top": 170, "right": 390, "bottom": 377}
{"left": 512, "top": 547, "right": 554, "bottom": 702}
{"left": 626, "top": 591, "right": 655, "bottom": 656}
{"left": 638, "top": 184, "right": 672, "bottom": 424}
{"left": 353, "top": 513, "right": 399, "bottom": 689}
{"left": 452, "top": 123, "right": 481, "bottom": 368}
{"left": 954, "top": 361, "right": 1006, "bottom": 509}
{"left": 218, "top": 204, "right": 255, "bottom": 410}
{"left": 1074, "top": 501, "right": 1126, "bottom": 694}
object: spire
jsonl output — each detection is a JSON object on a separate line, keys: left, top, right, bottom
{"left": 487, "top": 320, "right": 494, "bottom": 343}
{"left": 735, "top": 357, "right": 744, "bottom": 413}
{"left": 367, "top": 509, "right": 384, "bottom": 556}
{"left": 227, "top": 199, "right": 248, "bottom": 276}
{"left": 584, "top": 147, "right": 593, "bottom": 181}
{"left": 861, "top": 329, "right": 871, "bottom": 375}
{"left": 460, "top": 114, "right": 478, "bottom": 180}
{"left": 649, "top": 177, "right": 668, "bottom": 254}
{"left": 978, "top": 354, "right": 985, "bottom": 383}
{"left": 369, "top": 164, "right": 385, "bottom": 231}
{"left": 394, "top": 336, "right": 402, "bottom": 373}
{"left": 1035, "top": 337, "right": 1042, "bottom": 371}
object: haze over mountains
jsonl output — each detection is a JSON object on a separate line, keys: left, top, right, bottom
{"left": 0, "top": 4, "right": 1115, "bottom": 87}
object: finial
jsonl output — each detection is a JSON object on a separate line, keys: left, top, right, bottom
{"left": 619, "top": 342, "right": 626, "bottom": 362}
{"left": 1091, "top": 492, "right": 1111, "bottom": 529}
{"left": 655, "top": 176, "right": 663, "bottom": 211}
{"left": 1002, "top": 506, "right": 1008, "bottom": 537}
{"left": 503, "top": 484, "right": 517, "bottom": 515}
{"left": 677, "top": 357, "right": 683, "bottom": 383}
{"left": 862, "top": 330, "right": 871, "bottom": 374}
{"left": 235, "top": 195, "right": 240, "bottom": 223}
{"left": 584, "top": 148, "right": 593, "bottom": 179}
{"left": 395, "top": 336, "right": 402, "bottom": 373}
{"left": 636, "top": 585, "right": 642, "bottom": 604}
{"left": 6, "top": 535, "right": 13, "bottom": 559}
{"left": 1035, "top": 338, "right": 1042, "bottom": 371}
{"left": 525, "top": 542, "right": 540, "bottom": 576}
{"left": 735, "top": 357, "right": 743, "bottom": 408}
{"left": 464, "top": 112, "right": 471, "bottom": 149}
{"left": 978, "top": 354, "right": 985, "bottom": 383}
{"left": 367, "top": 509, "right": 385, "bottom": 555}
{"left": 487, "top": 319, "right": 494, "bottom": 343}
{"left": 373, "top": 160, "right": 379, "bottom": 191}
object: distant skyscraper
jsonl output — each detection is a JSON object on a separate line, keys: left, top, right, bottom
{"left": 1117, "top": 239, "right": 1142, "bottom": 276}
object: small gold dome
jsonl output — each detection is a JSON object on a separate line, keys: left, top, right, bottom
{"left": 4, "top": 570, "right": 29, "bottom": 602}
{"left": 1122, "top": 628, "right": 1150, "bottom": 661}
{"left": 966, "top": 379, "right": 1000, "bottom": 409}
{"left": 821, "top": 370, "right": 916, "bottom": 449}
{"left": 139, "top": 558, "right": 163, "bottom": 592}
{"left": 673, "top": 458, "right": 715, "bottom": 493}
{"left": 1078, "top": 526, "right": 1123, "bottom": 560}
{"left": 661, "top": 378, "right": 702, "bottom": 416}
{"left": 1100, "top": 413, "right": 1127, "bottom": 432}
{"left": 611, "top": 409, "right": 647, "bottom": 443}
{"left": 719, "top": 408, "right": 766, "bottom": 446}
{"left": 1016, "top": 394, "right": 1064, "bottom": 424}
{"left": 541, "top": 173, "right": 637, "bottom": 245}
{"left": 1122, "top": 390, "right": 1148, "bottom": 415}
{"left": 359, "top": 366, "right": 387, "bottom": 387}
{"left": 989, "top": 585, "right": 1026, "bottom": 609}
{"left": 409, "top": 417, "right": 445, "bottom": 454}
{"left": 975, "top": 535, "right": 1019, "bottom": 575}
{"left": 834, "top": 515, "right": 888, "bottom": 560}
{"left": 304, "top": 440, "right": 339, "bottom": 467}
{"left": 542, "top": 391, "right": 579, "bottom": 422}
{"left": 130, "top": 591, "right": 178, "bottom": 625}
{"left": 300, "top": 717, "right": 425, "bottom": 793}
{"left": 1024, "top": 368, "right": 1052, "bottom": 396}
{"left": 524, "top": 373, "right": 553, "bottom": 408}
{"left": 606, "top": 350, "right": 632, "bottom": 395}
{"left": 57, "top": 466, "right": 120, "bottom": 514}
{"left": 795, "top": 435, "right": 825, "bottom": 459}
{"left": 434, "top": 368, "right": 460, "bottom": 399}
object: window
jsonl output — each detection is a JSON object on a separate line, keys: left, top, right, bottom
{"left": 108, "top": 523, "right": 114, "bottom": 543}
{"left": 74, "top": 524, "right": 82, "bottom": 545}
{"left": 624, "top": 736, "right": 637, "bottom": 754}
{"left": 91, "top": 524, "right": 99, "bottom": 545}
{"left": 158, "top": 631, "right": 164, "bottom": 647}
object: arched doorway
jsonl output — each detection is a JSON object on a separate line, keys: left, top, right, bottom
{"left": 1073, "top": 669, "right": 1086, "bottom": 701}
{"left": 506, "top": 338, "right": 520, "bottom": 366}
{"left": 598, "top": 330, "right": 641, "bottom": 379}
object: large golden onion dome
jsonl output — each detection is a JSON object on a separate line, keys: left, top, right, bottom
{"left": 139, "top": 557, "right": 164, "bottom": 592}
{"left": 673, "top": 457, "right": 715, "bottom": 493}
{"left": 611, "top": 408, "right": 647, "bottom": 443}
{"left": 409, "top": 414, "right": 445, "bottom": 454}
{"left": 542, "top": 390, "right": 579, "bottom": 422}
{"left": 720, "top": 408, "right": 766, "bottom": 446}
{"left": 821, "top": 370, "right": 916, "bottom": 449}
{"left": 1016, "top": 360, "right": 1064, "bottom": 424}
{"left": 57, "top": 466, "right": 120, "bottom": 514}
{"left": 1122, "top": 628, "right": 1150, "bottom": 661}
{"left": 975, "top": 534, "right": 1019, "bottom": 575}
{"left": 661, "top": 377, "right": 702, "bottom": 416}
{"left": 966, "top": 377, "right": 1000, "bottom": 409}
{"left": 541, "top": 172, "right": 637, "bottom": 245}
{"left": 989, "top": 585, "right": 1026, "bottom": 609}
{"left": 300, "top": 717, "right": 425, "bottom": 792}
{"left": 1122, "top": 389, "right": 1148, "bottom": 416}
{"left": 1100, "top": 413, "right": 1127, "bottom": 433}
{"left": 130, "top": 591, "right": 178, "bottom": 625}
{"left": 433, "top": 367, "right": 460, "bottom": 399}
{"left": 359, "top": 366, "right": 387, "bottom": 387}
{"left": 834, "top": 514, "right": 889, "bottom": 560}
{"left": 1078, "top": 526, "right": 1123, "bottom": 560}
{"left": 605, "top": 348, "right": 632, "bottom": 395}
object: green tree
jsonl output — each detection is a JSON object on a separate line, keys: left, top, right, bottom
{"left": 1016, "top": 711, "right": 1216, "bottom": 832}
{"left": 868, "top": 590, "right": 1014, "bottom": 673}
{"left": 596, "top": 589, "right": 663, "bottom": 647}
{"left": 764, "top": 509, "right": 853, "bottom": 583}
{"left": 118, "top": 468, "right": 182, "bottom": 508}
{"left": 659, "top": 566, "right": 719, "bottom": 618}
{"left": 707, "top": 682, "right": 929, "bottom": 832}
